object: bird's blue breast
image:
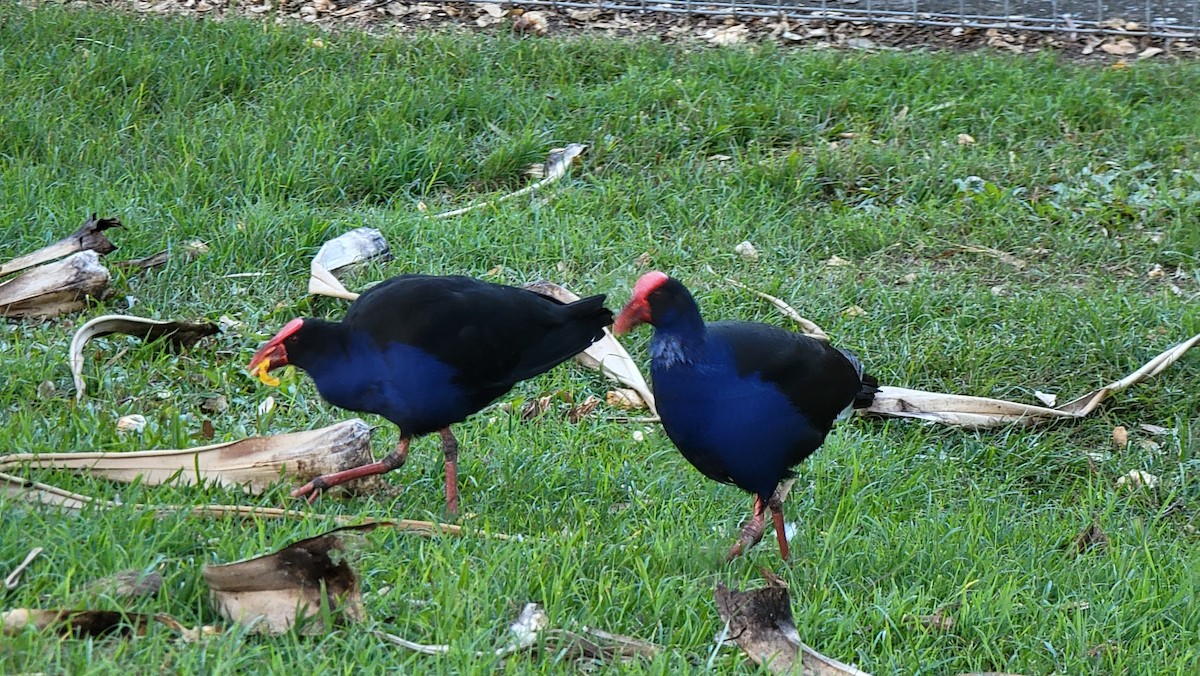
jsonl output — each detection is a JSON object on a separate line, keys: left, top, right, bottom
{"left": 303, "top": 333, "right": 471, "bottom": 434}
{"left": 650, "top": 333, "right": 822, "bottom": 498}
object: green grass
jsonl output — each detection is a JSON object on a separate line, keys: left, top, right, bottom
{"left": 2, "top": 3, "right": 1199, "bottom": 673}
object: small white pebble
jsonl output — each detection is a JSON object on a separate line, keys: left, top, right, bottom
{"left": 632, "top": 430, "right": 645, "bottom": 442}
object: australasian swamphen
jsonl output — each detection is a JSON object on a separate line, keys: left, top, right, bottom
{"left": 248, "top": 274, "right": 613, "bottom": 513}
{"left": 614, "top": 271, "right": 877, "bottom": 560}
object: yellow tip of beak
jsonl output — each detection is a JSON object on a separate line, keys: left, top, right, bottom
{"left": 252, "top": 360, "right": 280, "bottom": 387}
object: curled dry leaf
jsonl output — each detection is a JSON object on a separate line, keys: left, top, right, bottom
{"left": 714, "top": 574, "right": 869, "bottom": 675}
{"left": 956, "top": 133, "right": 976, "bottom": 145}
{"left": 0, "top": 419, "right": 375, "bottom": 496}
{"left": 523, "top": 280, "right": 657, "bottom": 416}
{"left": 1033, "top": 390, "right": 1058, "bottom": 407}
{"left": 0, "top": 214, "right": 120, "bottom": 278}
{"left": 606, "top": 388, "right": 647, "bottom": 411}
{"left": 842, "top": 305, "right": 867, "bottom": 318}
{"left": 566, "top": 395, "right": 601, "bottom": 423}
{"left": 308, "top": 227, "right": 390, "bottom": 301}
{"left": 202, "top": 523, "right": 381, "bottom": 635}
{"left": 69, "top": 314, "right": 220, "bottom": 401}
{"left": 0, "top": 250, "right": 110, "bottom": 320}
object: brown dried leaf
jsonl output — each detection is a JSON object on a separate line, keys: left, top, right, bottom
{"left": 115, "top": 240, "right": 208, "bottom": 271}
{"left": 714, "top": 575, "right": 869, "bottom": 675}
{"left": 83, "top": 570, "right": 164, "bottom": 600}
{"left": 0, "top": 250, "right": 111, "bottom": 319}
{"left": 1072, "top": 523, "right": 1109, "bottom": 554}
{"left": 0, "top": 419, "right": 375, "bottom": 496}
{"left": 0, "top": 214, "right": 120, "bottom": 278}
{"left": 605, "top": 388, "right": 647, "bottom": 411}
{"left": 1101, "top": 39, "right": 1138, "bottom": 55}
{"left": 69, "top": 314, "right": 219, "bottom": 400}
{"left": 202, "top": 523, "right": 382, "bottom": 635}
{"left": 907, "top": 604, "right": 957, "bottom": 632}
{"left": 1112, "top": 425, "right": 1129, "bottom": 448}
{"left": 566, "top": 395, "right": 601, "bottom": 423}
{"left": 513, "top": 11, "right": 549, "bottom": 36}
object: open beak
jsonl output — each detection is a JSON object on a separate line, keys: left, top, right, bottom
{"left": 613, "top": 299, "right": 651, "bottom": 336}
{"left": 247, "top": 343, "right": 287, "bottom": 386}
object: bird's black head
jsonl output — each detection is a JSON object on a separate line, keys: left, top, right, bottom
{"left": 247, "top": 318, "right": 342, "bottom": 383}
{"left": 613, "top": 271, "right": 698, "bottom": 335}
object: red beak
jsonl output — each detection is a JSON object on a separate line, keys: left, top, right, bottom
{"left": 248, "top": 317, "right": 303, "bottom": 373}
{"left": 248, "top": 342, "right": 288, "bottom": 373}
{"left": 613, "top": 299, "right": 651, "bottom": 336}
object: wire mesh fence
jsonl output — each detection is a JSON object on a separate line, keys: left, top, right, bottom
{"left": 514, "top": 0, "right": 1200, "bottom": 37}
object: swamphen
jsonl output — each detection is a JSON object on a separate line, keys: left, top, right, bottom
{"left": 248, "top": 274, "right": 613, "bottom": 513}
{"left": 614, "top": 271, "right": 877, "bottom": 560}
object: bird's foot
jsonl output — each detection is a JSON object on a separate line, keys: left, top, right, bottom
{"left": 290, "top": 476, "right": 330, "bottom": 503}
{"left": 726, "top": 512, "right": 767, "bottom": 561}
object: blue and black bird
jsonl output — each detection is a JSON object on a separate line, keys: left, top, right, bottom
{"left": 248, "top": 274, "right": 612, "bottom": 513}
{"left": 614, "top": 271, "right": 877, "bottom": 560}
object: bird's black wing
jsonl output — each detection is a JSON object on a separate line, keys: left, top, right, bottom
{"left": 345, "top": 275, "right": 611, "bottom": 389}
{"left": 709, "top": 321, "right": 868, "bottom": 433}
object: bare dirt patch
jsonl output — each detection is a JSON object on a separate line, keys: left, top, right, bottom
{"left": 53, "top": 0, "right": 1200, "bottom": 61}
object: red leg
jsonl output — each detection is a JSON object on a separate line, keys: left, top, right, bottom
{"left": 768, "top": 497, "right": 790, "bottom": 560}
{"left": 439, "top": 428, "right": 459, "bottom": 515}
{"left": 291, "top": 437, "right": 411, "bottom": 502}
{"left": 726, "top": 495, "right": 767, "bottom": 561}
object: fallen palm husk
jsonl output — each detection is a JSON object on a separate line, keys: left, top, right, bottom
{"left": 203, "top": 523, "right": 380, "bottom": 635}
{"left": 869, "top": 330, "right": 1200, "bottom": 428}
{"left": 0, "top": 214, "right": 121, "bottom": 278}
{"left": 68, "top": 314, "right": 220, "bottom": 400}
{"left": 523, "top": 280, "right": 657, "bottom": 417}
{"left": 307, "top": 227, "right": 390, "bottom": 301}
{"left": 0, "top": 250, "right": 111, "bottom": 319}
{"left": 428, "top": 144, "right": 586, "bottom": 220}
{"left": 1, "top": 471, "right": 519, "bottom": 541}
{"left": 714, "top": 571, "right": 869, "bottom": 675}
{"left": 1, "top": 608, "right": 161, "bottom": 638}
{"left": 0, "top": 419, "right": 375, "bottom": 494}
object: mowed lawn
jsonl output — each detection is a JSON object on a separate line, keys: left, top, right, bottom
{"left": 1, "top": 4, "right": 1199, "bottom": 673}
